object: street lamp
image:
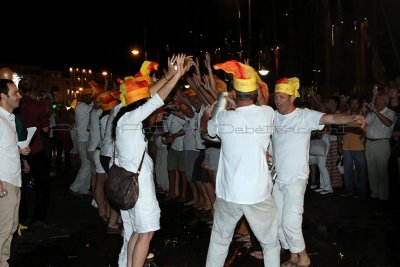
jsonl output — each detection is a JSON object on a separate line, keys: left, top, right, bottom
{"left": 102, "top": 71, "right": 108, "bottom": 90}
{"left": 258, "top": 68, "right": 269, "bottom": 76}
{"left": 312, "top": 68, "right": 321, "bottom": 90}
{"left": 257, "top": 50, "right": 269, "bottom": 76}
{"left": 131, "top": 49, "right": 140, "bottom": 56}
{"left": 131, "top": 49, "right": 141, "bottom": 70}
{"left": 274, "top": 46, "right": 279, "bottom": 78}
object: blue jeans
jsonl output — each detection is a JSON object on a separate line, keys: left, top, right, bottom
{"left": 343, "top": 150, "right": 367, "bottom": 195}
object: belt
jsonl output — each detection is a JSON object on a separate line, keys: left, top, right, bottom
{"left": 367, "top": 138, "right": 389, "bottom": 141}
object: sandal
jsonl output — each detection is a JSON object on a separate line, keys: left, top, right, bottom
{"left": 100, "top": 215, "right": 109, "bottom": 225}
{"left": 281, "top": 260, "right": 298, "bottom": 267}
{"left": 234, "top": 232, "right": 249, "bottom": 238}
{"left": 249, "top": 251, "right": 263, "bottom": 260}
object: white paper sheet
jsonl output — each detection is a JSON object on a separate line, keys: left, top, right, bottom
{"left": 18, "top": 127, "right": 37, "bottom": 149}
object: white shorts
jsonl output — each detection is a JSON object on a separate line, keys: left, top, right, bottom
{"left": 93, "top": 149, "right": 105, "bottom": 174}
{"left": 122, "top": 171, "right": 161, "bottom": 233}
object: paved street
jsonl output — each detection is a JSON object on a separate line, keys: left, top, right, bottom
{"left": 8, "top": 161, "right": 400, "bottom": 267}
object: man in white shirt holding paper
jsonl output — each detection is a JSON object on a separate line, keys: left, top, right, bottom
{"left": 0, "top": 79, "right": 30, "bottom": 267}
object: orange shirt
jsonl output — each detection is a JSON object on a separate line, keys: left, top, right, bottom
{"left": 343, "top": 126, "right": 365, "bottom": 150}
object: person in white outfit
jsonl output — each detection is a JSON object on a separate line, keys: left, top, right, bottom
{"left": 69, "top": 91, "right": 93, "bottom": 195}
{"left": 87, "top": 100, "right": 103, "bottom": 206}
{"left": 113, "top": 56, "right": 193, "bottom": 267}
{"left": 148, "top": 107, "right": 169, "bottom": 192}
{"left": 205, "top": 60, "right": 280, "bottom": 267}
{"left": 365, "top": 92, "right": 396, "bottom": 200}
{"left": 272, "top": 77, "right": 366, "bottom": 267}
{"left": 99, "top": 92, "right": 122, "bottom": 234}
{"left": 309, "top": 133, "right": 332, "bottom": 194}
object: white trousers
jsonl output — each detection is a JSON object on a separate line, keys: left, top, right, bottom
{"left": 70, "top": 141, "right": 91, "bottom": 193}
{"left": 206, "top": 197, "right": 280, "bottom": 267}
{"left": 366, "top": 139, "right": 390, "bottom": 200}
{"left": 118, "top": 210, "right": 131, "bottom": 267}
{"left": 272, "top": 178, "right": 307, "bottom": 253}
{"left": 309, "top": 155, "right": 332, "bottom": 191}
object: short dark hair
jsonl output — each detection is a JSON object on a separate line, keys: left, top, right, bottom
{"left": 328, "top": 95, "right": 340, "bottom": 109}
{"left": 0, "top": 79, "right": 14, "bottom": 98}
{"left": 349, "top": 95, "right": 360, "bottom": 103}
{"left": 234, "top": 89, "right": 258, "bottom": 102}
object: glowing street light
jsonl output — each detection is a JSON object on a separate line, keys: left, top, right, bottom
{"left": 102, "top": 71, "right": 108, "bottom": 90}
{"left": 131, "top": 49, "right": 140, "bottom": 56}
{"left": 258, "top": 68, "right": 269, "bottom": 76}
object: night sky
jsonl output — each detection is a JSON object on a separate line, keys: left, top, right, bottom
{"left": 2, "top": 0, "right": 399, "bottom": 87}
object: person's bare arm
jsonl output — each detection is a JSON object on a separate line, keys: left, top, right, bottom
{"left": 368, "top": 105, "right": 394, "bottom": 127}
{"left": 149, "top": 55, "right": 178, "bottom": 96}
{"left": 22, "top": 159, "right": 30, "bottom": 173}
{"left": 320, "top": 113, "right": 366, "bottom": 129}
{"left": 204, "top": 53, "right": 217, "bottom": 94}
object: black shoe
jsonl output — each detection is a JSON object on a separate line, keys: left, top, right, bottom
{"left": 340, "top": 192, "right": 353, "bottom": 197}
{"left": 353, "top": 193, "right": 364, "bottom": 199}
{"left": 69, "top": 189, "right": 85, "bottom": 197}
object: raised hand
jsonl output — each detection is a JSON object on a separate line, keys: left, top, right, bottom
{"left": 184, "top": 55, "right": 195, "bottom": 72}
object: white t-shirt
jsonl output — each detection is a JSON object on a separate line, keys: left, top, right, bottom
{"left": 74, "top": 102, "right": 92, "bottom": 142}
{"left": 183, "top": 105, "right": 205, "bottom": 151}
{"left": 366, "top": 107, "right": 396, "bottom": 139}
{"left": 116, "top": 94, "right": 164, "bottom": 174}
{"left": 0, "top": 107, "right": 21, "bottom": 187}
{"left": 100, "top": 103, "right": 122, "bottom": 157}
{"left": 87, "top": 108, "right": 103, "bottom": 152}
{"left": 272, "top": 108, "right": 324, "bottom": 184}
{"left": 166, "top": 114, "right": 187, "bottom": 151}
{"left": 208, "top": 104, "right": 274, "bottom": 204}
{"left": 99, "top": 113, "right": 109, "bottom": 148}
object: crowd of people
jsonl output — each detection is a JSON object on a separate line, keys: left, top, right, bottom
{"left": 0, "top": 54, "right": 399, "bottom": 267}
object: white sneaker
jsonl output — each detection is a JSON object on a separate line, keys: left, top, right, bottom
{"left": 314, "top": 188, "right": 324, "bottom": 192}
{"left": 243, "top": 241, "right": 252, "bottom": 248}
{"left": 310, "top": 185, "right": 317, "bottom": 190}
{"left": 147, "top": 252, "right": 154, "bottom": 259}
{"left": 91, "top": 199, "right": 98, "bottom": 208}
{"left": 320, "top": 190, "right": 333, "bottom": 195}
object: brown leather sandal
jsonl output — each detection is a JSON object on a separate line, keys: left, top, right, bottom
{"left": 281, "top": 260, "right": 298, "bottom": 267}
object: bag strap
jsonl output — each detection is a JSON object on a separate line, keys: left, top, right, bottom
{"left": 112, "top": 141, "right": 116, "bottom": 164}
{"left": 136, "top": 149, "right": 146, "bottom": 173}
